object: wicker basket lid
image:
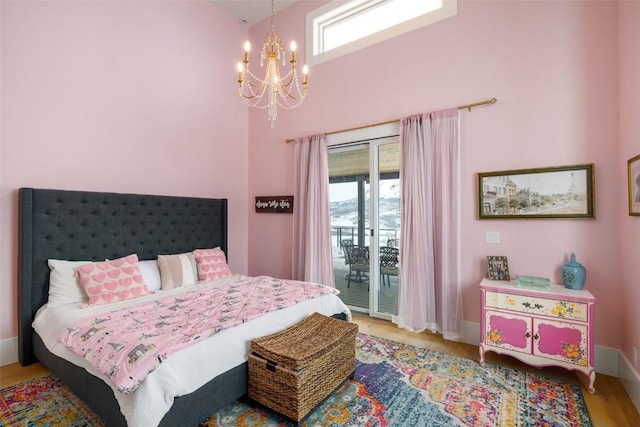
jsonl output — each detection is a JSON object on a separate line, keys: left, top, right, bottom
{"left": 250, "top": 312, "right": 358, "bottom": 370}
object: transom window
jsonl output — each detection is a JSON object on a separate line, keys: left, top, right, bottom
{"left": 306, "top": 0, "right": 457, "bottom": 66}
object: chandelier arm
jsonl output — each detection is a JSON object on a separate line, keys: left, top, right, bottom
{"left": 278, "top": 72, "right": 306, "bottom": 96}
{"left": 278, "top": 69, "right": 296, "bottom": 88}
{"left": 277, "top": 82, "right": 297, "bottom": 100}
{"left": 282, "top": 79, "right": 307, "bottom": 99}
{"left": 278, "top": 86, "right": 307, "bottom": 103}
{"left": 240, "top": 92, "right": 261, "bottom": 101}
{"left": 247, "top": 80, "right": 265, "bottom": 92}
{"left": 243, "top": 73, "right": 269, "bottom": 97}
{"left": 240, "top": 80, "right": 265, "bottom": 100}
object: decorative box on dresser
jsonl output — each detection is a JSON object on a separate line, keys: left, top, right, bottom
{"left": 479, "top": 277, "right": 596, "bottom": 393}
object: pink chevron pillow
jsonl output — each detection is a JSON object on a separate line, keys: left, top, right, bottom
{"left": 193, "top": 247, "right": 232, "bottom": 283}
{"left": 77, "top": 254, "right": 149, "bottom": 305}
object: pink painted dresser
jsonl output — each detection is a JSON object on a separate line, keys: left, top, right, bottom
{"left": 479, "top": 277, "right": 596, "bottom": 393}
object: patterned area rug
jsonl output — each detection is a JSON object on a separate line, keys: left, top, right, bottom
{"left": 1, "top": 333, "right": 591, "bottom": 427}
{"left": 0, "top": 374, "right": 103, "bottom": 426}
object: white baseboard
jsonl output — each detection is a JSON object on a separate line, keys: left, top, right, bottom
{"left": 594, "top": 344, "right": 619, "bottom": 376}
{"left": 618, "top": 352, "right": 640, "bottom": 414}
{"left": 0, "top": 336, "right": 18, "bottom": 367}
{"left": 461, "top": 319, "right": 481, "bottom": 346}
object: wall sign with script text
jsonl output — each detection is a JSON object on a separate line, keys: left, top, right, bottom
{"left": 255, "top": 196, "right": 294, "bottom": 213}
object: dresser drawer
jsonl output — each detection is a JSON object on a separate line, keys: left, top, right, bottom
{"left": 484, "top": 291, "right": 588, "bottom": 322}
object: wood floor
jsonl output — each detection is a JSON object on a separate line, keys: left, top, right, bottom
{"left": 2, "top": 314, "right": 639, "bottom": 426}
{"left": 333, "top": 254, "right": 399, "bottom": 314}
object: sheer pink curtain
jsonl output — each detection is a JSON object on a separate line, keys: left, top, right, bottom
{"left": 393, "top": 109, "right": 462, "bottom": 339}
{"left": 292, "top": 134, "right": 335, "bottom": 287}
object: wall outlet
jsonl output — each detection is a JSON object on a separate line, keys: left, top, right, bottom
{"left": 634, "top": 347, "right": 638, "bottom": 367}
{"left": 486, "top": 231, "right": 500, "bottom": 243}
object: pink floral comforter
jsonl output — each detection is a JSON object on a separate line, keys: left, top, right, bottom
{"left": 58, "top": 276, "right": 339, "bottom": 394}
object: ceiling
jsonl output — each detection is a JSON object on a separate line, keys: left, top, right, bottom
{"left": 328, "top": 144, "right": 400, "bottom": 179}
{"left": 212, "top": 1, "right": 299, "bottom": 26}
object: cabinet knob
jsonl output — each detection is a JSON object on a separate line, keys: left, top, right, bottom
{"left": 525, "top": 332, "right": 531, "bottom": 338}
{"left": 534, "top": 333, "right": 539, "bottom": 340}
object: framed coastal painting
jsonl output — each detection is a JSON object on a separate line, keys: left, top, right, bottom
{"left": 478, "top": 164, "right": 595, "bottom": 219}
{"left": 628, "top": 154, "right": 640, "bottom": 216}
{"left": 487, "top": 256, "right": 510, "bottom": 281}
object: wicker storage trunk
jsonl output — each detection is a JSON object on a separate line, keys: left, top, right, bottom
{"left": 248, "top": 312, "right": 358, "bottom": 424}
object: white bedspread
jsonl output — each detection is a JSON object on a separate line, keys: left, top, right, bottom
{"left": 33, "top": 274, "right": 351, "bottom": 427}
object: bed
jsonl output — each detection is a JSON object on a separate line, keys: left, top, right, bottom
{"left": 17, "top": 187, "right": 350, "bottom": 426}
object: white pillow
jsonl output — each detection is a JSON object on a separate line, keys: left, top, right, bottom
{"left": 48, "top": 259, "right": 91, "bottom": 306}
{"left": 138, "top": 260, "right": 162, "bottom": 292}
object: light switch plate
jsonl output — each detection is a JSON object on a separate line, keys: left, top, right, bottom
{"left": 486, "top": 231, "right": 500, "bottom": 243}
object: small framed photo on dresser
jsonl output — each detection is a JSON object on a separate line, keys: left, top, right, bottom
{"left": 487, "top": 256, "right": 510, "bottom": 280}
{"left": 628, "top": 154, "right": 640, "bottom": 216}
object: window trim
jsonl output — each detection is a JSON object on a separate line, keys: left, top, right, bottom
{"left": 327, "top": 122, "right": 399, "bottom": 147}
{"left": 306, "top": 0, "right": 457, "bottom": 67}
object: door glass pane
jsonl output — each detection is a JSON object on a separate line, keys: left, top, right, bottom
{"left": 329, "top": 145, "right": 370, "bottom": 311}
{"left": 376, "top": 143, "right": 400, "bottom": 315}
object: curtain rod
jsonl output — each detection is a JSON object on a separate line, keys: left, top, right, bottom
{"left": 285, "top": 97, "right": 497, "bottom": 143}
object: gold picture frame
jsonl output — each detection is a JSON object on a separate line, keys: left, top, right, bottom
{"left": 628, "top": 154, "right": 640, "bottom": 216}
{"left": 487, "top": 256, "right": 510, "bottom": 281}
{"left": 478, "top": 164, "right": 595, "bottom": 219}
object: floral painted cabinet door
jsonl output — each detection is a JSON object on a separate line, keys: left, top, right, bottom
{"left": 534, "top": 320, "right": 589, "bottom": 367}
{"left": 484, "top": 311, "right": 531, "bottom": 353}
{"left": 479, "top": 278, "right": 596, "bottom": 393}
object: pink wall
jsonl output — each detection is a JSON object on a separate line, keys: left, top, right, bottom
{"left": 247, "top": 0, "right": 623, "bottom": 348}
{"left": 618, "top": 1, "right": 640, "bottom": 373}
{"left": 0, "top": 1, "right": 250, "bottom": 340}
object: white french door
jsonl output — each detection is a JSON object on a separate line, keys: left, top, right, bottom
{"left": 369, "top": 139, "right": 400, "bottom": 319}
{"left": 328, "top": 124, "right": 400, "bottom": 320}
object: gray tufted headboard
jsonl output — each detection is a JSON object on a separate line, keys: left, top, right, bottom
{"left": 18, "top": 188, "right": 228, "bottom": 365}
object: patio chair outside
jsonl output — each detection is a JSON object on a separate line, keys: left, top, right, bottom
{"left": 380, "top": 246, "right": 399, "bottom": 286}
{"left": 346, "top": 245, "right": 369, "bottom": 290}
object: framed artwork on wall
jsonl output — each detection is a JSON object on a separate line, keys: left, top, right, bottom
{"left": 487, "top": 256, "right": 510, "bottom": 281}
{"left": 628, "top": 154, "right": 640, "bottom": 216}
{"left": 477, "top": 164, "right": 595, "bottom": 219}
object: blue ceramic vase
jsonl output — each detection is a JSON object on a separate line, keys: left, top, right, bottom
{"left": 562, "top": 252, "right": 586, "bottom": 290}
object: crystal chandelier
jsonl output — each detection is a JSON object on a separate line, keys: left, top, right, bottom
{"left": 236, "top": 0, "right": 308, "bottom": 128}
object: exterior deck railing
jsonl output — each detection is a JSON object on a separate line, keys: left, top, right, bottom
{"left": 331, "top": 225, "right": 399, "bottom": 250}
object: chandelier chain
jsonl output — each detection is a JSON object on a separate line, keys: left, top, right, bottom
{"left": 271, "top": 0, "right": 275, "bottom": 34}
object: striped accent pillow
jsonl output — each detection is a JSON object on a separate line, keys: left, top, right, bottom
{"left": 157, "top": 253, "right": 198, "bottom": 290}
